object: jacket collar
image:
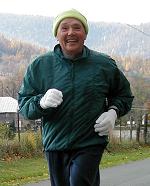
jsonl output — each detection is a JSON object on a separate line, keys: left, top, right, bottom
{"left": 54, "top": 44, "right": 90, "bottom": 61}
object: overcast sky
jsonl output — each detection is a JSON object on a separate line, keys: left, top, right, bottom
{"left": 0, "top": 0, "right": 149, "bottom": 24}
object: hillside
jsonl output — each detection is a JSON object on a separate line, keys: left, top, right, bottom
{"left": 0, "top": 13, "right": 150, "bottom": 59}
{"left": 0, "top": 35, "right": 149, "bottom": 106}
{"left": 0, "top": 34, "right": 150, "bottom": 79}
{"left": 0, "top": 13, "right": 150, "bottom": 78}
{"left": 0, "top": 34, "right": 46, "bottom": 76}
{"left": 0, "top": 13, "right": 149, "bottom": 109}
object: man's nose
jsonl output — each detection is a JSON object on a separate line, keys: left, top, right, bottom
{"left": 68, "top": 28, "right": 74, "bottom": 35}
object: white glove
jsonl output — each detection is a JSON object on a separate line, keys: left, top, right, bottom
{"left": 40, "top": 89, "right": 63, "bottom": 109}
{"left": 94, "top": 109, "right": 117, "bottom": 136}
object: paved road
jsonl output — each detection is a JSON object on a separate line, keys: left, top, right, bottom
{"left": 24, "top": 158, "right": 150, "bottom": 186}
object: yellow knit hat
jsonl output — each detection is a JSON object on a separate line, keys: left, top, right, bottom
{"left": 52, "top": 9, "right": 88, "bottom": 37}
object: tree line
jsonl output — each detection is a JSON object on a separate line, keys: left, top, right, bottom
{"left": 0, "top": 34, "right": 149, "bottom": 109}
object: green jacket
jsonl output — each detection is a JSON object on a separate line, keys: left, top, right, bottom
{"left": 18, "top": 44, "right": 134, "bottom": 151}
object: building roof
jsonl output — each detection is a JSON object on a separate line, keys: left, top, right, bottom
{"left": 0, "top": 97, "right": 18, "bottom": 113}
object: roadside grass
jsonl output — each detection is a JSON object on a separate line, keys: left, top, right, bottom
{"left": 101, "top": 145, "right": 150, "bottom": 168}
{"left": 0, "top": 144, "right": 150, "bottom": 186}
{"left": 0, "top": 157, "right": 48, "bottom": 186}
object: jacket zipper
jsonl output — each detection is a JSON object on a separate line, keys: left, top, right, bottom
{"left": 67, "top": 61, "right": 75, "bottom": 148}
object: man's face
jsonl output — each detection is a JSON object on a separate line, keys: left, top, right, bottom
{"left": 56, "top": 18, "right": 87, "bottom": 58}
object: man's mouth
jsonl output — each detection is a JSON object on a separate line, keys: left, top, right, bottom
{"left": 66, "top": 38, "right": 78, "bottom": 43}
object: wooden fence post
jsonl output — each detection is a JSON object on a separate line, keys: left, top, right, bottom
{"left": 143, "top": 113, "right": 148, "bottom": 144}
{"left": 136, "top": 118, "right": 141, "bottom": 143}
{"left": 119, "top": 118, "right": 122, "bottom": 142}
{"left": 17, "top": 109, "right": 20, "bottom": 142}
{"left": 130, "top": 116, "right": 133, "bottom": 141}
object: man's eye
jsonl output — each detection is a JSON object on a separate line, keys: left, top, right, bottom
{"left": 74, "top": 27, "right": 81, "bottom": 30}
{"left": 61, "top": 27, "right": 68, "bottom": 31}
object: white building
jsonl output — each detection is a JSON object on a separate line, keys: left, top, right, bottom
{"left": 0, "top": 97, "right": 19, "bottom": 127}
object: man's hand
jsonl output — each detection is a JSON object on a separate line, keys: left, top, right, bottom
{"left": 40, "top": 89, "right": 63, "bottom": 109}
{"left": 94, "top": 109, "right": 117, "bottom": 136}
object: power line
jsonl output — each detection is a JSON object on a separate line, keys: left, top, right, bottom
{"left": 126, "top": 24, "right": 150, "bottom": 37}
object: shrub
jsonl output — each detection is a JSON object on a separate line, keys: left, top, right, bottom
{"left": 20, "top": 130, "right": 43, "bottom": 156}
{"left": 0, "top": 123, "right": 9, "bottom": 139}
{"left": 0, "top": 123, "right": 16, "bottom": 140}
{"left": 107, "top": 134, "right": 142, "bottom": 153}
{"left": 0, "top": 129, "right": 43, "bottom": 160}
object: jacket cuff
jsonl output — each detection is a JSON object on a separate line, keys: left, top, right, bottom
{"left": 108, "top": 105, "right": 119, "bottom": 117}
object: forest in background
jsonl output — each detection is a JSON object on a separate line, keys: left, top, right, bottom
{"left": 0, "top": 13, "right": 150, "bottom": 59}
{"left": 0, "top": 13, "right": 150, "bottom": 108}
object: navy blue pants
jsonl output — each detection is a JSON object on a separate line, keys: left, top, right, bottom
{"left": 45, "top": 145, "right": 105, "bottom": 186}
